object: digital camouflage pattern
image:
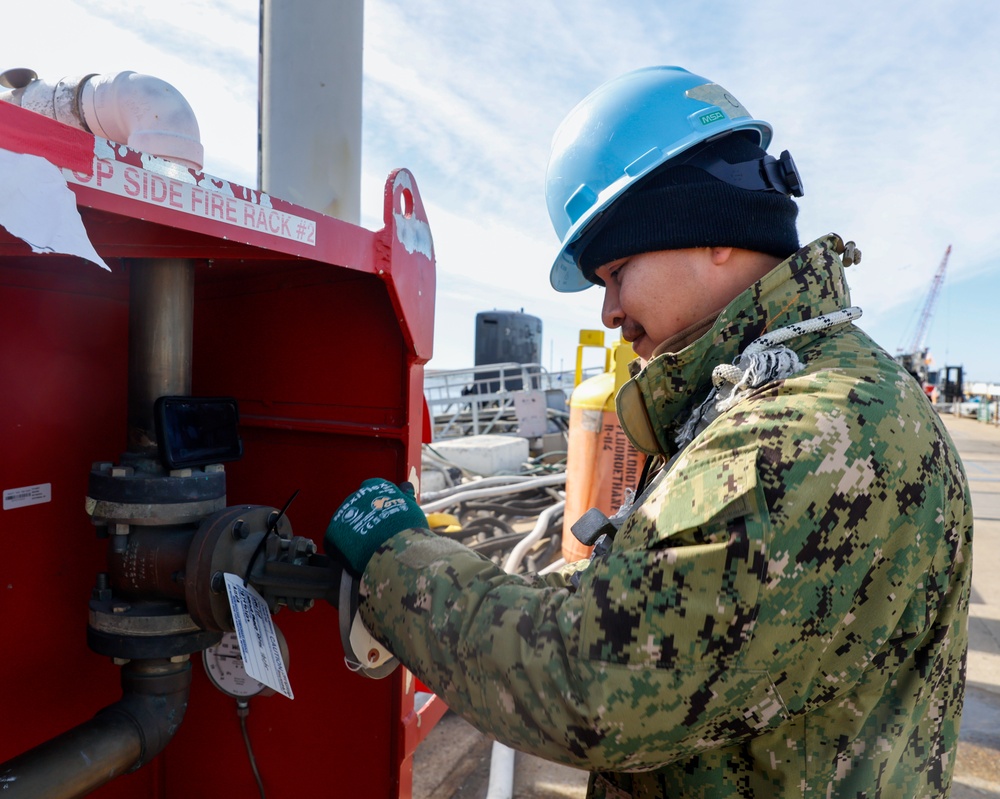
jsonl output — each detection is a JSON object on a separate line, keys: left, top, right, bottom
{"left": 360, "top": 234, "right": 973, "bottom": 798}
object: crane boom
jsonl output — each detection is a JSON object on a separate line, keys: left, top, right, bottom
{"left": 908, "top": 245, "right": 951, "bottom": 354}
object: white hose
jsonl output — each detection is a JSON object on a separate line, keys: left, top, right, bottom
{"left": 420, "top": 473, "right": 565, "bottom": 513}
{"left": 484, "top": 743, "right": 516, "bottom": 799}
{"left": 423, "top": 470, "right": 566, "bottom": 799}
{"left": 481, "top": 499, "right": 566, "bottom": 799}
{"left": 539, "top": 557, "right": 566, "bottom": 575}
{"left": 420, "top": 473, "right": 557, "bottom": 503}
{"left": 503, "top": 500, "right": 565, "bottom": 575}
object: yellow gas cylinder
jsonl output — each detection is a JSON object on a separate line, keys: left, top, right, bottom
{"left": 562, "top": 335, "right": 644, "bottom": 562}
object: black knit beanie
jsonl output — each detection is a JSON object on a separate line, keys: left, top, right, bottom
{"left": 577, "top": 132, "right": 800, "bottom": 279}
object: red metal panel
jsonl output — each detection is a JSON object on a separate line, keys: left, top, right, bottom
{"left": 0, "top": 103, "right": 435, "bottom": 798}
{"left": 0, "top": 256, "right": 153, "bottom": 798}
{"left": 0, "top": 102, "right": 94, "bottom": 174}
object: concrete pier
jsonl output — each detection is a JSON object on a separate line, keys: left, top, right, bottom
{"left": 945, "top": 414, "right": 1000, "bottom": 798}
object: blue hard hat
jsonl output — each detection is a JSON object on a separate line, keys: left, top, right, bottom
{"left": 546, "top": 66, "right": 774, "bottom": 292}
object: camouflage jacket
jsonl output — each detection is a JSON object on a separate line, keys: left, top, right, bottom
{"left": 360, "top": 234, "right": 973, "bottom": 798}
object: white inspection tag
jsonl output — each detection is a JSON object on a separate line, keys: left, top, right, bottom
{"left": 224, "top": 573, "right": 294, "bottom": 699}
{"left": 349, "top": 612, "right": 394, "bottom": 670}
{"left": 3, "top": 483, "right": 51, "bottom": 510}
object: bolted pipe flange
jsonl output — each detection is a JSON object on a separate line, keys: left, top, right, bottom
{"left": 86, "top": 454, "right": 228, "bottom": 659}
{"left": 185, "top": 505, "right": 292, "bottom": 632}
{"left": 88, "top": 596, "right": 221, "bottom": 660}
{"left": 87, "top": 459, "right": 226, "bottom": 527}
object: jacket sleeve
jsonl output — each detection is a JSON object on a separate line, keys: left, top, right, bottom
{"left": 358, "top": 361, "right": 968, "bottom": 773}
{"left": 358, "top": 442, "right": 790, "bottom": 771}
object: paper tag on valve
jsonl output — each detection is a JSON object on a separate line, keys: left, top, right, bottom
{"left": 349, "top": 612, "right": 395, "bottom": 672}
{"left": 224, "top": 574, "right": 294, "bottom": 699}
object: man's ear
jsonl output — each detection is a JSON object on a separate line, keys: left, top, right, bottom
{"left": 709, "top": 246, "right": 734, "bottom": 266}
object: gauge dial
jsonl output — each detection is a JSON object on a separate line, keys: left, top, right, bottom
{"left": 203, "top": 632, "right": 267, "bottom": 697}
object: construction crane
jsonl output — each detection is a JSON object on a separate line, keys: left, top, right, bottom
{"left": 897, "top": 245, "right": 951, "bottom": 390}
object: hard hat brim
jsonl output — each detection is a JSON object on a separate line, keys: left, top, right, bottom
{"left": 548, "top": 117, "right": 772, "bottom": 294}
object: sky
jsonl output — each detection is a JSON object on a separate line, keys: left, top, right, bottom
{"left": 3, "top": 0, "right": 999, "bottom": 384}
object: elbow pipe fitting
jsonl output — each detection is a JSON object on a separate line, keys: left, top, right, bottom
{"left": 0, "top": 658, "right": 192, "bottom": 799}
{"left": 79, "top": 71, "right": 204, "bottom": 170}
{"left": 96, "top": 657, "right": 193, "bottom": 767}
{"left": 0, "top": 69, "right": 204, "bottom": 170}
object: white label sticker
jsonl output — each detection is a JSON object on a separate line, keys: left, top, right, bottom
{"left": 0, "top": 149, "right": 110, "bottom": 270}
{"left": 224, "top": 574, "right": 294, "bottom": 699}
{"left": 64, "top": 156, "right": 316, "bottom": 246}
{"left": 581, "top": 409, "right": 603, "bottom": 433}
{"left": 3, "top": 483, "right": 52, "bottom": 510}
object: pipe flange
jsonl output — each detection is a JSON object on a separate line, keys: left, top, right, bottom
{"left": 87, "top": 626, "right": 221, "bottom": 661}
{"left": 89, "top": 599, "right": 200, "bottom": 636}
{"left": 88, "top": 599, "right": 220, "bottom": 659}
{"left": 89, "top": 460, "right": 226, "bottom": 503}
{"left": 87, "top": 497, "right": 227, "bottom": 526}
{"left": 0, "top": 68, "right": 38, "bottom": 89}
{"left": 185, "top": 505, "right": 292, "bottom": 632}
{"left": 87, "top": 461, "right": 226, "bottom": 525}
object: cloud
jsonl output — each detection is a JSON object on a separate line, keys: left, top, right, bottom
{"left": 361, "top": 0, "right": 1000, "bottom": 321}
{"left": 6, "top": 0, "right": 999, "bottom": 378}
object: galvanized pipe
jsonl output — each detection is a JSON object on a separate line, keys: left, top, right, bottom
{"left": 126, "top": 259, "right": 194, "bottom": 456}
{"left": 0, "top": 70, "right": 204, "bottom": 169}
{"left": 259, "top": 0, "right": 363, "bottom": 221}
{"left": 0, "top": 658, "right": 192, "bottom": 798}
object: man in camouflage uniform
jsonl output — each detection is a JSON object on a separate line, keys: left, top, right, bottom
{"left": 327, "top": 67, "right": 973, "bottom": 798}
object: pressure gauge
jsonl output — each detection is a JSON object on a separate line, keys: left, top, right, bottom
{"left": 203, "top": 632, "right": 268, "bottom": 697}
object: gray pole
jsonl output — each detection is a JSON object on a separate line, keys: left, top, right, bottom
{"left": 258, "top": 0, "right": 364, "bottom": 223}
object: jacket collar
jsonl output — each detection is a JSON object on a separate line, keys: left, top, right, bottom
{"left": 617, "top": 234, "right": 854, "bottom": 456}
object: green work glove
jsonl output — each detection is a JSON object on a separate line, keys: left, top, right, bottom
{"left": 324, "top": 478, "right": 427, "bottom": 575}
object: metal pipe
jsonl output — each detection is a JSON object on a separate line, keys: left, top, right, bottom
{"left": 0, "top": 658, "right": 192, "bottom": 799}
{"left": 78, "top": 72, "right": 204, "bottom": 170}
{"left": 258, "top": 0, "right": 363, "bottom": 221}
{"left": 126, "top": 259, "right": 195, "bottom": 456}
{"left": 1, "top": 259, "right": 201, "bottom": 797}
{"left": 0, "top": 70, "right": 204, "bottom": 170}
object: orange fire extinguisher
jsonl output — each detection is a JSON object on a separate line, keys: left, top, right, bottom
{"left": 562, "top": 335, "right": 645, "bottom": 562}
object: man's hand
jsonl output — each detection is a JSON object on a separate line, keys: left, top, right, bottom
{"left": 324, "top": 479, "right": 427, "bottom": 575}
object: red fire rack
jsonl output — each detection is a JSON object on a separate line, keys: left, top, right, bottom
{"left": 0, "top": 101, "right": 445, "bottom": 797}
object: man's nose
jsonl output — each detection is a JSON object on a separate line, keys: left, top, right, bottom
{"left": 601, "top": 284, "right": 624, "bottom": 330}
